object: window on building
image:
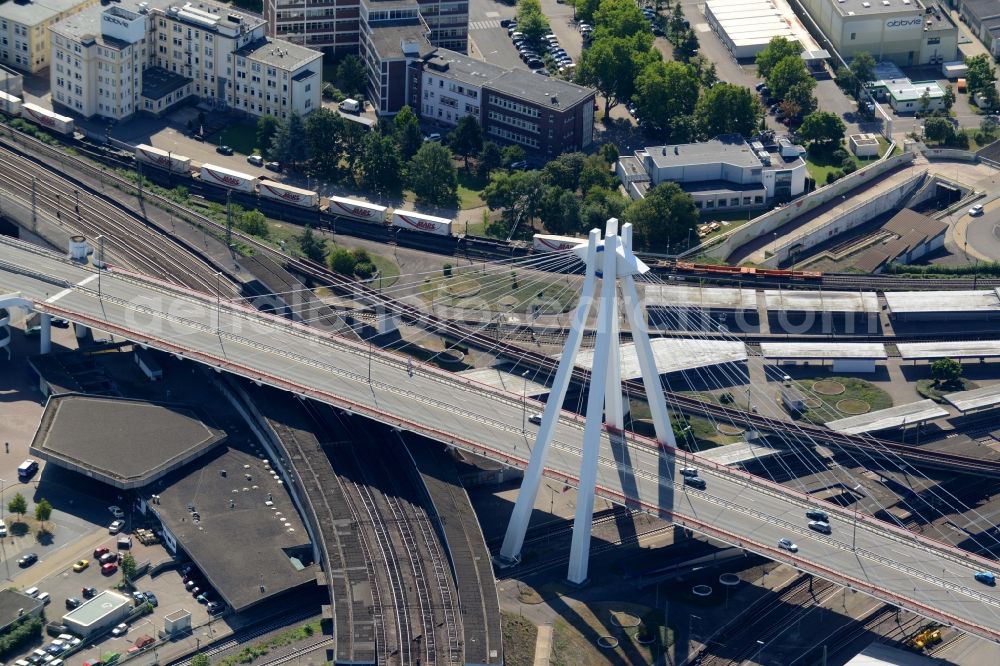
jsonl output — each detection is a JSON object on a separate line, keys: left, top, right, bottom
{"left": 850, "top": 32, "right": 856, "bottom": 40}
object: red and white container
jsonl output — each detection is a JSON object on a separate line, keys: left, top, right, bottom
{"left": 391, "top": 210, "right": 453, "bottom": 236}
{"left": 135, "top": 144, "right": 192, "bottom": 174}
{"left": 199, "top": 164, "right": 257, "bottom": 193}
{"left": 259, "top": 181, "right": 318, "bottom": 208}
{"left": 327, "top": 195, "right": 390, "bottom": 224}
{"left": 20, "top": 103, "right": 74, "bottom": 135}
{"left": 533, "top": 234, "right": 584, "bottom": 252}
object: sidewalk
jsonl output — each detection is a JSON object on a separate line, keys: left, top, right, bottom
{"left": 533, "top": 624, "right": 553, "bottom": 666}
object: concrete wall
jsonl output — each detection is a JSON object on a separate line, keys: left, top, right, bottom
{"left": 923, "top": 148, "right": 977, "bottom": 161}
{"left": 765, "top": 169, "right": 926, "bottom": 266}
{"left": 715, "top": 150, "right": 914, "bottom": 260}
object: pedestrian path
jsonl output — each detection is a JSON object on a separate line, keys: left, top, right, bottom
{"left": 470, "top": 19, "right": 501, "bottom": 30}
{"left": 533, "top": 624, "right": 553, "bottom": 666}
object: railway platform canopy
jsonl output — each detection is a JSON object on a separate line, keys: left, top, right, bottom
{"left": 763, "top": 289, "right": 879, "bottom": 314}
{"left": 643, "top": 284, "right": 757, "bottom": 312}
{"left": 897, "top": 341, "right": 1000, "bottom": 362}
{"left": 565, "top": 338, "right": 748, "bottom": 379}
{"left": 885, "top": 289, "right": 1000, "bottom": 321}
{"left": 826, "top": 399, "right": 949, "bottom": 435}
{"left": 760, "top": 342, "right": 886, "bottom": 373}
{"left": 944, "top": 384, "right": 1000, "bottom": 414}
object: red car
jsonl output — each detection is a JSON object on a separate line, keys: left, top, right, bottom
{"left": 94, "top": 546, "right": 110, "bottom": 559}
{"left": 101, "top": 562, "right": 118, "bottom": 575}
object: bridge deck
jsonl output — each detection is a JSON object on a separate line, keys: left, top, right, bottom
{"left": 3, "top": 239, "right": 1000, "bottom": 643}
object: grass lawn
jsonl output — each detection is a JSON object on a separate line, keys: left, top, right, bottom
{"left": 916, "top": 377, "right": 978, "bottom": 403}
{"left": 805, "top": 140, "right": 886, "bottom": 184}
{"left": 207, "top": 122, "right": 257, "bottom": 156}
{"left": 550, "top": 601, "right": 670, "bottom": 666}
{"left": 263, "top": 221, "right": 401, "bottom": 287}
{"left": 456, "top": 167, "right": 486, "bottom": 209}
{"left": 791, "top": 377, "right": 893, "bottom": 425}
{"left": 501, "top": 612, "right": 538, "bottom": 666}
{"left": 419, "top": 267, "right": 577, "bottom": 314}
{"left": 630, "top": 394, "right": 743, "bottom": 449}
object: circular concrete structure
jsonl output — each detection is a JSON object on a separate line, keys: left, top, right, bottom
{"left": 692, "top": 584, "right": 713, "bottom": 597}
{"left": 719, "top": 573, "right": 741, "bottom": 587}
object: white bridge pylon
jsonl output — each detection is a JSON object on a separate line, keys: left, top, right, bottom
{"left": 498, "top": 218, "right": 679, "bottom": 584}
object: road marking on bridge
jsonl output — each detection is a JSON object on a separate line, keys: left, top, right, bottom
{"left": 46, "top": 274, "right": 97, "bottom": 304}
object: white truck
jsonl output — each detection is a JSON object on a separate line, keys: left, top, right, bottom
{"left": 199, "top": 164, "right": 257, "bottom": 193}
{"left": 0, "top": 90, "right": 21, "bottom": 116}
{"left": 135, "top": 144, "right": 192, "bottom": 174}
{"left": 392, "top": 210, "right": 453, "bottom": 236}
{"left": 339, "top": 98, "right": 361, "bottom": 113}
{"left": 259, "top": 180, "right": 319, "bottom": 208}
{"left": 327, "top": 195, "right": 390, "bottom": 223}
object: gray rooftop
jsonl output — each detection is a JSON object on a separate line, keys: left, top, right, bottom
{"left": 698, "top": 441, "right": 781, "bottom": 465}
{"left": 422, "top": 49, "right": 507, "bottom": 88}
{"left": 0, "top": 0, "right": 94, "bottom": 27}
{"left": 764, "top": 289, "right": 880, "bottom": 313}
{"left": 944, "top": 382, "right": 1000, "bottom": 413}
{"left": 643, "top": 284, "right": 757, "bottom": 310}
{"left": 884, "top": 289, "right": 1000, "bottom": 314}
{"left": 368, "top": 24, "right": 433, "bottom": 60}
{"left": 30, "top": 393, "right": 226, "bottom": 489}
{"left": 151, "top": 445, "right": 317, "bottom": 612}
{"left": 962, "top": 0, "right": 1000, "bottom": 21}
{"left": 165, "top": 0, "right": 266, "bottom": 33}
{"left": 141, "top": 66, "right": 192, "bottom": 100}
{"left": 644, "top": 137, "right": 761, "bottom": 171}
{"left": 565, "top": 338, "right": 747, "bottom": 378}
{"left": 826, "top": 399, "right": 949, "bottom": 435}
{"left": 0, "top": 590, "right": 43, "bottom": 629}
{"left": 829, "top": 0, "right": 931, "bottom": 17}
{"left": 51, "top": 0, "right": 168, "bottom": 43}
{"left": 239, "top": 37, "right": 322, "bottom": 71}
{"left": 760, "top": 342, "right": 887, "bottom": 359}
{"left": 486, "top": 68, "right": 595, "bottom": 110}
{"left": 897, "top": 341, "right": 1000, "bottom": 360}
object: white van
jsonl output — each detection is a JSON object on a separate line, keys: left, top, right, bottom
{"left": 36, "top": 592, "right": 51, "bottom": 604}
{"left": 338, "top": 98, "right": 360, "bottom": 114}
{"left": 24, "top": 586, "right": 39, "bottom": 597}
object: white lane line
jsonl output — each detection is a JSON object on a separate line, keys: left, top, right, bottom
{"left": 46, "top": 274, "right": 98, "bottom": 303}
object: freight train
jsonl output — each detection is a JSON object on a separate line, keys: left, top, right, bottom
{"left": 0, "top": 92, "right": 76, "bottom": 136}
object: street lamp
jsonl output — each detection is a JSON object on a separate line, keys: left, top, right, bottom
{"left": 216, "top": 272, "right": 222, "bottom": 335}
{"left": 689, "top": 614, "right": 701, "bottom": 642}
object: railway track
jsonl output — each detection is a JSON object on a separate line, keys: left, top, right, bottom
{"left": 0, "top": 142, "right": 238, "bottom": 297}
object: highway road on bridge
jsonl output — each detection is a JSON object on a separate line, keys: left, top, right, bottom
{"left": 4, "top": 237, "right": 1000, "bottom": 641}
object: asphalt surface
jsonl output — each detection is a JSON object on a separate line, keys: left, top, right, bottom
{"left": 4, "top": 239, "right": 1000, "bottom": 641}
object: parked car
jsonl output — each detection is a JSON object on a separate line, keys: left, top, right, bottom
{"left": 46, "top": 641, "right": 66, "bottom": 654}
{"left": 128, "top": 636, "right": 154, "bottom": 654}
{"left": 57, "top": 635, "right": 80, "bottom": 648}
{"left": 111, "top": 623, "right": 128, "bottom": 637}
{"left": 0, "top": 520, "right": 6, "bottom": 537}
{"left": 19, "top": 552, "right": 38, "bottom": 567}
{"left": 132, "top": 591, "right": 147, "bottom": 606}
{"left": 101, "top": 562, "right": 118, "bottom": 575}
{"left": 265, "top": 161, "right": 281, "bottom": 172}
{"left": 82, "top": 587, "right": 98, "bottom": 599}
{"left": 534, "top": 69, "right": 550, "bottom": 76}
{"left": 777, "top": 537, "right": 799, "bottom": 552}
{"left": 527, "top": 59, "right": 545, "bottom": 69}
{"left": 94, "top": 547, "right": 110, "bottom": 559}
{"left": 423, "top": 133, "right": 441, "bottom": 143}
{"left": 246, "top": 154, "right": 264, "bottom": 166}
{"left": 215, "top": 145, "right": 234, "bottom": 156}
{"left": 108, "top": 505, "right": 124, "bottom": 519}
{"left": 65, "top": 598, "right": 81, "bottom": 610}
{"left": 109, "top": 520, "right": 125, "bottom": 534}
{"left": 143, "top": 591, "right": 158, "bottom": 607}
{"left": 500, "top": 18, "right": 514, "bottom": 27}
{"left": 72, "top": 559, "right": 89, "bottom": 572}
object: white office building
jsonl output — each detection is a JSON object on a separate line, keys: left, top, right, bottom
{"left": 50, "top": 0, "right": 322, "bottom": 120}
{"left": 0, "top": 0, "right": 101, "bottom": 73}
{"left": 617, "top": 135, "right": 807, "bottom": 211}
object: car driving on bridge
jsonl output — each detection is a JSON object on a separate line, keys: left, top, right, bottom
{"left": 808, "top": 520, "right": 832, "bottom": 534}
{"left": 975, "top": 571, "right": 996, "bottom": 586}
{"left": 778, "top": 538, "right": 798, "bottom": 553}
{"left": 806, "top": 509, "right": 829, "bottom": 522}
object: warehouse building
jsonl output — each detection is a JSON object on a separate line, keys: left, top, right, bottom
{"left": 706, "top": 0, "right": 822, "bottom": 59}
{"left": 62, "top": 591, "right": 131, "bottom": 638}
{"left": 50, "top": 0, "right": 323, "bottom": 121}
{"left": 617, "top": 135, "right": 807, "bottom": 208}
{"left": 798, "top": 0, "right": 957, "bottom": 66}
{"left": 955, "top": 0, "right": 1000, "bottom": 56}
{"left": 0, "top": 0, "right": 100, "bottom": 73}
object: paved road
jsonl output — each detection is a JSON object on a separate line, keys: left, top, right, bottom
{"left": 3, "top": 239, "right": 1000, "bottom": 641}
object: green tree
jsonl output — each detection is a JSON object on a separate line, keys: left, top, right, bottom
{"left": 238, "top": 210, "right": 269, "bottom": 238}
{"left": 483, "top": 170, "right": 547, "bottom": 230}
{"left": 784, "top": 79, "right": 818, "bottom": 118}
{"left": 255, "top": 115, "right": 280, "bottom": 159}
{"left": 923, "top": 116, "right": 954, "bottom": 144}
{"left": 669, "top": 114, "right": 699, "bottom": 143}
{"left": 668, "top": 3, "right": 686, "bottom": 38}
{"left": 673, "top": 29, "right": 699, "bottom": 63}
{"left": 299, "top": 226, "right": 326, "bottom": 263}
{"left": 580, "top": 186, "right": 627, "bottom": 230}
{"left": 477, "top": 141, "right": 503, "bottom": 179}
{"left": 918, "top": 90, "right": 931, "bottom": 115}
{"left": 767, "top": 55, "right": 814, "bottom": 101}
{"left": 965, "top": 54, "right": 996, "bottom": 96}
{"left": 634, "top": 60, "right": 701, "bottom": 134}
{"left": 576, "top": 33, "right": 658, "bottom": 117}
{"left": 7, "top": 493, "right": 26, "bottom": 521}
{"left": 305, "top": 109, "right": 344, "bottom": 179}
{"left": 798, "top": 111, "right": 846, "bottom": 145}
{"left": 449, "top": 115, "right": 483, "bottom": 169}
{"left": 981, "top": 115, "right": 998, "bottom": 137}
{"left": 599, "top": 142, "right": 619, "bottom": 165}
{"left": 408, "top": 142, "right": 458, "bottom": 205}
{"left": 835, "top": 66, "right": 859, "bottom": 97}
{"left": 542, "top": 152, "right": 586, "bottom": 191}
{"left": 336, "top": 55, "right": 366, "bottom": 95}
{"left": 850, "top": 51, "right": 876, "bottom": 85}
{"left": 270, "top": 112, "right": 307, "bottom": 167}
{"left": 393, "top": 106, "right": 423, "bottom": 160}
{"left": 328, "top": 247, "right": 357, "bottom": 275}
{"left": 578, "top": 154, "right": 616, "bottom": 194}
{"left": 943, "top": 84, "right": 956, "bottom": 111}
{"left": 694, "top": 83, "right": 763, "bottom": 138}
{"left": 501, "top": 144, "right": 526, "bottom": 168}
{"left": 755, "top": 37, "right": 801, "bottom": 80}
{"left": 540, "top": 188, "right": 582, "bottom": 234}
{"left": 339, "top": 120, "right": 367, "bottom": 173}
{"left": 930, "top": 358, "right": 963, "bottom": 386}
{"left": 593, "top": 0, "right": 648, "bottom": 39}
{"left": 190, "top": 655, "right": 210, "bottom": 666}
{"left": 33, "top": 499, "right": 51, "bottom": 528}
{"left": 358, "top": 132, "right": 402, "bottom": 195}
{"left": 120, "top": 552, "right": 137, "bottom": 583}
{"left": 516, "top": 0, "right": 549, "bottom": 42}
{"left": 621, "top": 181, "right": 698, "bottom": 251}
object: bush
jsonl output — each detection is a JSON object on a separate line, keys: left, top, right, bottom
{"left": 719, "top": 392, "right": 734, "bottom": 405}
{"left": 329, "top": 247, "right": 356, "bottom": 276}
{"left": 842, "top": 162, "right": 858, "bottom": 174}
{"left": 350, "top": 248, "right": 371, "bottom": 264}
{"left": 825, "top": 170, "right": 843, "bottom": 184}
{"left": 0, "top": 616, "right": 43, "bottom": 658}
{"left": 831, "top": 148, "right": 850, "bottom": 163}
{"left": 354, "top": 261, "right": 375, "bottom": 279}
{"left": 443, "top": 263, "right": 453, "bottom": 277}
{"left": 951, "top": 131, "right": 970, "bottom": 149}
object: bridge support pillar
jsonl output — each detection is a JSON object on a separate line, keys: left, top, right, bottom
{"left": 498, "top": 219, "right": 673, "bottom": 585}
{"left": 39, "top": 313, "right": 51, "bottom": 354}
{"left": 375, "top": 308, "right": 398, "bottom": 335}
{"left": 74, "top": 323, "right": 89, "bottom": 340}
